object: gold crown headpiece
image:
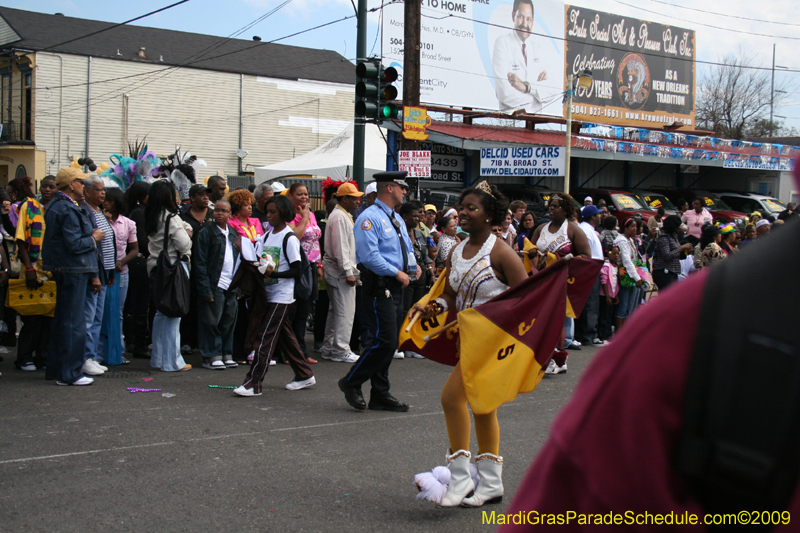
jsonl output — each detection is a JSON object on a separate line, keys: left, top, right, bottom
{"left": 475, "top": 180, "right": 495, "bottom": 199}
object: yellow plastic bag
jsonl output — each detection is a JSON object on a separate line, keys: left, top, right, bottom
{"left": 5, "top": 279, "right": 56, "bottom": 317}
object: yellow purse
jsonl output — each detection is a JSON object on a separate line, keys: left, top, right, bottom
{"left": 5, "top": 279, "right": 56, "bottom": 317}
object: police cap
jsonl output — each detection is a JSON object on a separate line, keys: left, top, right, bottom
{"left": 372, "top": 170, "right": 409, "bottom": 190}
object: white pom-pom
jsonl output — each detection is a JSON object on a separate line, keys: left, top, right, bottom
{"left": 414, "top": 465, "right": 450, "bottom": 503}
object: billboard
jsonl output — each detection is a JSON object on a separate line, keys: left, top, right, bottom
{"left": 382, "top": 0, "right": 566, "bottom": 116}
{"left": 564, "top": 5, "right": 696, "bottom": 127}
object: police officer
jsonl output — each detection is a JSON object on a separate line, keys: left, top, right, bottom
{"left": 338, "top": 171, "right": 420, "bottom": 412}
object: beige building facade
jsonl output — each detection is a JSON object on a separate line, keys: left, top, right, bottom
{"left": 0, "top": 7, "right": 355, "bottom": 189}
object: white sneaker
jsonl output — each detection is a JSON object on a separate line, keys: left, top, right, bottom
{"left": 93, "top": 360, "right": 109, "bottom": 371}
{"left": 233, "top": 385, "right": 261, "bottom": 397}
{"left": 269, "top": 359, "right": 276, "bottom": 366}
{"left": 593, "top": 338, "right": 610, "bottom": 346}
{"left": 405, "top": 351, "right": 425, "bottom": 359}
{"left": 19, "top": 362, "right": 36, "bottom": 371}
{"left": 57, "top": 376, "right": 94, "bottom": 386}
{"left": 331, "top": 352, "right": 359, "bottom": 363}
{"left": 223, "top": 359, "right": 237, "bottom": 368}
{"left": 82, "top": 359, "right": 105, "bottom": 376}
{"left": 285, "top": 376, "right": 316, "bottom": 391}
{"left": 545, "top": 359, "right": 567, "bottom": 375}
{"left": 0, "top": 346, "right": 10, "bottom": 353}
{"left": 393, "top": 350, "right": 404, "bottom": 359}
{"left": 202, "top": 360, "right": 226, "bottom": 370}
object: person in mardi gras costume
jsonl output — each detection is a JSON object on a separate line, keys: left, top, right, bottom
{"left": 156, "top": 147, "right": 207, "bottom": 203}
{"left": 409, "top": 181, "right": 528, "bottom": 507}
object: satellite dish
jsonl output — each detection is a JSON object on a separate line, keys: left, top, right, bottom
{"left": 236, "top": 149, "right": 249, "bottom": 159}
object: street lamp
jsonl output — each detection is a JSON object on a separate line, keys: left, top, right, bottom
{"left": 563, "top": 68, "right": 593, "bottom": 194}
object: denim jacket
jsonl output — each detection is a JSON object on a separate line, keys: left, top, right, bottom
{"left": 194, "top": 223, "right": 241, "bottom": 300}
{"left": 42, "top": 194, "right": 99, "bottom": 274}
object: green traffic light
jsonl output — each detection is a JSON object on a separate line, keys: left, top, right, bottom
{"left": 381, "top": 103, "right": 399, "bottom": 119}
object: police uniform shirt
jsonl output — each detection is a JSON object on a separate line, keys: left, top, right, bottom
{"left": 354, "top": 199, "right": 417, "bottom": 277}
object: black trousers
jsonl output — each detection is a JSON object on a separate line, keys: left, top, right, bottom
{"left": 232, "top": 297, "right": 250, "bottom": 361}
{"left": 180, "top": 276, "right": 199, "bottom": 349}
{"left": 124, "top": 257, "right": 151, "bottom": 355}
{"left": 290, "top": 264, "right": 318, "bottom": 358}
{"left": 344, "top": 286, "right": 403, "bottom": 397}
{"left": 350, "top": 285, "right": 363, "bottom": 353}
{"left": 653, "top": 269, "right": 679, "bottom": 292}
{"left": 597, "top": 296, "right": 616, "bottom": 341}
{"left": 313, "top": 288, "right": 328, "bottom": 344}
{"left": 17, "top": 314, "right": 52, "bottom": 367}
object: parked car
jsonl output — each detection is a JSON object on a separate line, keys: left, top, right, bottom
{"left": 650, "top": 188, "right": 749, "bottom": 231}
{"left": 623, "top": 189, "right": 680, "bottom": 215}
{"left": 495, "top": 184, "right": 561, "bottom": 221}
{"left": 419, "top": 188, "right": 462, "bottom": 211}
{"left": 717, "top": 192, "right": 786, "bottom": 220}
{"left": 573, "top": 188, "right": 655, "bottom": 226}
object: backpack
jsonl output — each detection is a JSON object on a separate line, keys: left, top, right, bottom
{"left": 675, "top": 218, "right": 800, "bottom": 525}
{"left": 280, "top": 231, "right": 314, "bottom": 301}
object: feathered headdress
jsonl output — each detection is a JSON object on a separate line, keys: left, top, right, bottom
{"left": 100, "top": 137, "right": 160, "bottom": 191}
{"left": 156, "top": 147, "right": 207, "bottom": 201}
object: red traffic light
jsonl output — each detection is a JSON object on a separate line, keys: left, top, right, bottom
{"left": 383, "top": 66, "right": 398, "bottom": 83}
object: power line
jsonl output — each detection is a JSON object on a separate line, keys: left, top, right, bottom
{"left": 43, "top": 0, "right": 193, "bottom": 51}
{"left": 643, "top": 0, "right": 800, "bottom": 28}
{"left": 423, "top": 11, "right": 800, "bottom": 73}
{"left": 610, "top": 0, "right": 800, "bottom": 41}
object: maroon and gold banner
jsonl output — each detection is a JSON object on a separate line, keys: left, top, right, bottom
{"left": 399, "top": 256, "right": 603, "bottom": 414}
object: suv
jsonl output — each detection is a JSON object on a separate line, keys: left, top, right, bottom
{"left": 650, "top": 188, "right": 749, "bottom": 231}
{"left": 496, "top": 184, "right": 561, "bottom": 221}
{"left": 717, "top": 192, "right": 786, "bottom": 220}
{"left": 573, "top": 188, "right": 655, "bottom": 227}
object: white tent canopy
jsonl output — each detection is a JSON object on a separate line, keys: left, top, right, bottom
{"left": 254, "top": 122, "right": 389, "bottom": 183}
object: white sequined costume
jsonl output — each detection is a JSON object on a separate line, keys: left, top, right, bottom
{"left": 449, "top": 234, "right": 508, "bottom": 312}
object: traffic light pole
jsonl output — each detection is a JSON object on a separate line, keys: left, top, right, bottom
{"left": 353, "top": 0, "right": 368, "bottom": 191}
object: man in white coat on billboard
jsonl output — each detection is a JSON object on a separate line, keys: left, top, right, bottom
{"left": 492, "top": 0, "right": 547, "bottom": 113}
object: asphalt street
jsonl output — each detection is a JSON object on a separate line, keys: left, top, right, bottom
{"left": 0, "top": 341, "right": 600, "bottom": 532}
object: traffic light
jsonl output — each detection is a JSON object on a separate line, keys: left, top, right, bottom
{"left": 355, "top": 58, "right": 400, "bottom": 122}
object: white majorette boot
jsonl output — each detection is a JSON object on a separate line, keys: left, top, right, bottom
{"left": 461, "top": 452, "right": 503, "bottom": 507}
{"left": 439, "top": 449, "right": 475, "bottom": 507}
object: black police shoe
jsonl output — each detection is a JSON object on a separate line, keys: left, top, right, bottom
{"left": 338, "top": 377, "right": 366, "bottom": 410}
{"left": 368, "top": 394, "right": 409, "bottom": 412}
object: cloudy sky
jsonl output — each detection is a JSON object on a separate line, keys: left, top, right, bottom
{"left": 13, "top": 0, "right": 800, "bottom": 131}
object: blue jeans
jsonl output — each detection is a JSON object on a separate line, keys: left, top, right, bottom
{"left": 84, "top": 282, "right": 107, "bottom": 363}
{"left": 197, "top": 287, "right": 238, "bottom": 360}
{"left": 150, "top": 262, "right": 189, "bottom": 372}
{"left": 48, "top": 273, "right": 94, "bottom": 383}
{"left": 118, "top": 271, "right": 129, "bottom": 353}
{"left": 564, "top": 316, "right": 575, "bottom": 346}
{"left": 616, "top": 286, "right": 638, "bottom": 319}
{"left": 100, "top": 273, "right": 122, "bottom": 365}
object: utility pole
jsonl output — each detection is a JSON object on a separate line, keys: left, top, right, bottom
{"left": 770, "top": 43, "right": 775, "bottom": 126}
{"left": 352, "top": 0, "right": 368, "bottom": 190}
{"left": 402, "top": 0, "right": 422, "bottom": 197}
{"left": 403, "top": 0, "right": 421, "bottom": 111}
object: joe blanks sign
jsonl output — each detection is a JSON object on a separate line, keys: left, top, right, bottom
{"left": 564, "top": 5, "right": 696, "bottom": 128}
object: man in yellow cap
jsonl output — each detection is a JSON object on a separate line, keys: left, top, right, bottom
{"left": 321, "top": 182, "right": 364, "bottom": 363}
